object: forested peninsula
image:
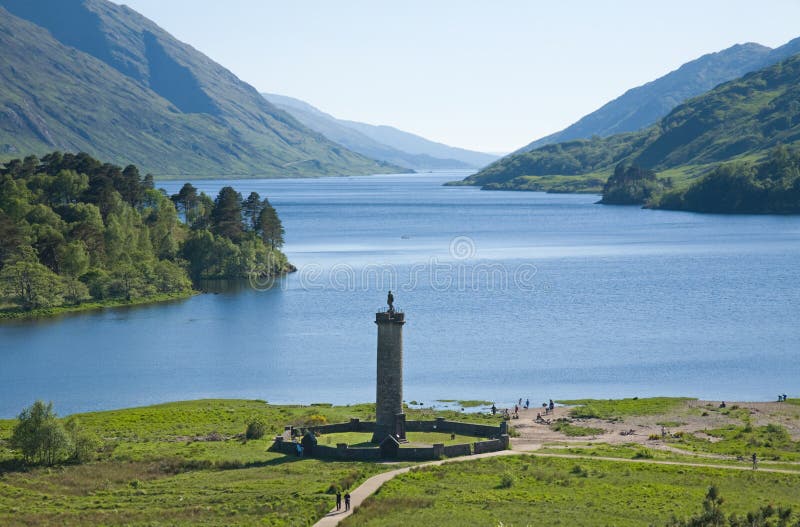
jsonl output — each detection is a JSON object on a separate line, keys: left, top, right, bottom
{"left": 0, "top": 152, "right": 292, "bottom": 319}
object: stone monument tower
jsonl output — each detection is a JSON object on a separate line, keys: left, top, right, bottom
{"left": 371, "top": 291, "right": 407, "bottom": 443}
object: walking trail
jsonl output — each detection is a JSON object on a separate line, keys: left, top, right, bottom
{"left": 313, "top": 449, "right": 518, "bottom": 527}
{"left": 312, "top": 444, "right": 800, "bottom": 527}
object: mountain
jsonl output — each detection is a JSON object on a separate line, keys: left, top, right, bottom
{"left": 263, "top": 93, "right": 498, "bottom": 170}
{"left": 519, "top": 38, "right": 800, "bottom": 154}
{"left": 458, "top": 51, "right": 800, "bottom": 194}
{"left": 0, "top": 0, "right": 402, "bottom": 178}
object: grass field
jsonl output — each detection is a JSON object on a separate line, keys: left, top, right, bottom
{"left": 341, "top": 454, "right": 800, "bottom": 526}
{"left": 0, "top": 399, "right": 500, "bottom": 526}
{"left": 2, "top": 398, "right": 798, "bottom": 526}
{"left": 558, "top": 397, "right": 696, "bottom": 420}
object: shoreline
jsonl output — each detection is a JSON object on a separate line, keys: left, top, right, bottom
{"left": 0, "top": 290, "right": 198, "bottom": 322}
{"left": 1, "top": 396, "right": 795, "bottom": 422}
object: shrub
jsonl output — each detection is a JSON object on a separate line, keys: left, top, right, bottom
{"left": 64, "top": 417, "right": 100, "bottom": 463}
{"left": 307, "top": 414, "right": 328, "bottom": 426}
{"left": 245, "top": 420, "right": 266, "bottom": 440}
{"left": 498, "top": 472, "right": 515, "bottom": 488}
{"left": 570, "top": 464, "right": 588, "bottom": 477}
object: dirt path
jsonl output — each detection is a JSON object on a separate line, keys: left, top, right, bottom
{"left": 312, "top": 449, "right": 519, "bottom": 527}
{"left": 312, "top": 445, "right": 800, "bottom": 527}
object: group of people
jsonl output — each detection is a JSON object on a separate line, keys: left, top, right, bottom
{"left": 335, "top": 491, "right": 351, "bottom": 512}
{"left": 777, "top": 394, "right": 789, "bottom": 402}
{"left": 490, "top": 398, "right": 555, "bottom": 422}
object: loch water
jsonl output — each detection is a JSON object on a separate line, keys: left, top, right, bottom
{"left": 2, "top": 171, "right": 799, "bottom": 416}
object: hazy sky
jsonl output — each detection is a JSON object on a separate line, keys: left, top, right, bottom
{"left": 115, "top": 1, "right": 800, "bottom": 153}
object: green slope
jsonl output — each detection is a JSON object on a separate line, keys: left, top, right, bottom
{"left": 0, "top": 0, "right": 402, "bottom": 178}
{"left": 458, "top": 52, "right": 800, "bottom": 192}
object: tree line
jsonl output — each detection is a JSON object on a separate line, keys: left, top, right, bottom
{"left": 0, "top": 151, "right": 290, "bottom": 311}
{"left": 599, "top": 146, "right": 800, "bottom": 213}
{"left": 655, "top": 146, "right": 800, "bottom": 213}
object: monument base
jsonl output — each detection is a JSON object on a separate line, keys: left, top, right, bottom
{"left": 371, "top": 413, "right": 407, "bottom": 444}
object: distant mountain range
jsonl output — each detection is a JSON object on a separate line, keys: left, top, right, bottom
{"left": 458, "top": 50, "right": 800, "bottom": 195}
{"left": 0, "top": 0, "right": 403, "bottom": 178}
{"left": 263, "top": 93, "right": 498, "bottom": 170}
{"left": 519, "top": 38, "right": 800, "bottom": 153}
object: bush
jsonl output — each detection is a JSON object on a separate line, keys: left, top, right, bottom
{"left": 307, "top": 414, "right": 328, "bottom": 426}
{"left": 570, "top": 464, "right": 588, "bottom": 477}
{"left": 10, "top": 401, "right": 71, "bottom": 466}
{"left": 245, "top": 420, "right": 266, "bottom": 440}
{"left": 64, "top": 417, "right": 101, "bottom": 463}
{"left": 498, "top": 472, "right": 515, "bottom": 488}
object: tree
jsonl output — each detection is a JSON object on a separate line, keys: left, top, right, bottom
{"left": 65, "top": 203, "right": 106, "bottom": 263}
{"left": 110, "top": 262, "right": 146, "bottom": 300}
{"left": 171, "top": 183, "right": 199, "bottom": 224}
{"left": 0, "top": 211, "right": 28, "bottom": 269}
{"left": 142, "top": 173, "right": 155, "bottom": 190}
{"left": 9, "top": 401, "right": 71, "bottom": 466}
{"left": 63, "top": 417, "right": 100, "bottom": 463}
{"left": 51, "top": 170, "right": 89, "bottom": 204}
{"left": 257, "top": 201, "right": 285, "bottom": 249}
{"left": 59, "top": 241, "right": 91, "bottom": 303}
{"left": 59, "top": 240, "right": 90, "bottom": 278}
{"left": 193, "top": 192, "right": 215, "bottom": 230}
{"left": 144, "top": 190, "right": 180, "bottom": 259}
{"left": 242, "top": 192, "right": 263, "bottom": 231}
{"left": 0, "top": 249, "right": 65, "bottom": 309}
{"left": 181, "top": 229, "right": 217, "bottom": 280}
{"left": 153, "top": 260, "right": 192, "bottom": 293}
{"left": 118, "top": 165, "right": 144, "bottom": 207}
{"left": 211, "top": 186, "right": 244, "bottom": 241}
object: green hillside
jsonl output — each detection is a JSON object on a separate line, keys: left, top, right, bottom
{"left": 457, "top": 52, "right": 800, "bottom": 196}
{"left": 0, "top": 0, "right": 401, "bottom": 178}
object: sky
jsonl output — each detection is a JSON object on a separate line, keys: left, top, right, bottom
{"left": 114, "top": 1, "right": 800, "bottom": 153}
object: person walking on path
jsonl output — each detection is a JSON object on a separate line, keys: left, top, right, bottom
{"left": 344, "top": 492, "right": 351, "bottom": 511}
{"left": 752, "top": 453, "right": 758, "bottom": 470}
{"left": 525, "top": 398, "right": 529, "bottom": 409}
{"left": 335, "top": 491, "right": 342, "bottom": 511}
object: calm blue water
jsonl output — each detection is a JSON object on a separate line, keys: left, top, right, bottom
{"left": 1, "top": 171, "right": 799, "bottom": 417}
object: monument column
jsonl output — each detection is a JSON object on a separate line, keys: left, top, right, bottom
{"left": 371, "top": 293, "right": 406, "bottom": 443}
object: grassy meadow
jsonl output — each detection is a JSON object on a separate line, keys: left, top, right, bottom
{"left": 2, "top": 397, "right": 799, "bottom": 526}
{"left": 0, "top": 399, "right": 499, "bottom": 526}
{"left": 342, "top": 455, "right": 800, "bottom": 527}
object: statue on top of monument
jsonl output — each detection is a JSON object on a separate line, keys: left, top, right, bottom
{"left": 387, "top": 290, "right": 394, "bottom": 313}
